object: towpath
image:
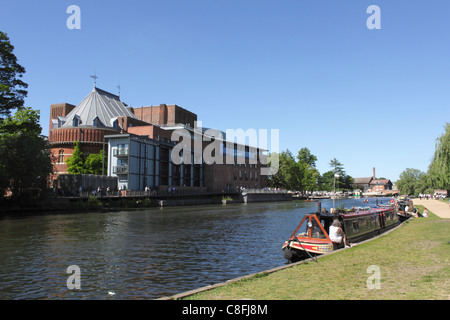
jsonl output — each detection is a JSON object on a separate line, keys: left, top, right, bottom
{"left": 412, "top": 198, "right": 450, "bottom": 218}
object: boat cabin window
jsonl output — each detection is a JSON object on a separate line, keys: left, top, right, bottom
{"left": 310, "top": 217, "right": 327, "bottom": 239}
{"left": 295, "top": 220, "right": 308, "bottom": 238}
{"left": 295, "top": 215, "right": 330, "bottom": 240}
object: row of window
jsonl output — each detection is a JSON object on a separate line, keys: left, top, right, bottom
{"left": 234, "top": 171, "right": 258, "bottom": 181}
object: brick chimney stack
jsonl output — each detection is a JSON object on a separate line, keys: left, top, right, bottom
{"left": 373, "top": 167, "right": 376, "bottom": 179}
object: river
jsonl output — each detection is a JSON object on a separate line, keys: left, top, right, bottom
{"left": 0, "top": 197, "right": 391, "bottom": 299}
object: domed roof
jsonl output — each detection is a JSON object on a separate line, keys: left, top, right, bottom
{"left": 61, "top": 86, "right": 136, "bottom": 128}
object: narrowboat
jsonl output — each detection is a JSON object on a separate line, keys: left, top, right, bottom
{"left": 282, "top": 203, "right": 400, "bottom": 263}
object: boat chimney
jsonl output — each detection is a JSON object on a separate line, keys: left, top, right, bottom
{"left": 317, "top": 202, "right": 321, "bottom": 214}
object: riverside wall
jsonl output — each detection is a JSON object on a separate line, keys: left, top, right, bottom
{"left": 0, "top": 191, "right": 293, "bottom": 213}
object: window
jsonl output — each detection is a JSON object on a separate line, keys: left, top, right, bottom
{"left": 310, "top": 217, "right": 327, "bottom": 239}
{"left": 352, "top": 221, "right": 359, "bottom": 232}
{"left": 118, "top": 159, "right": 128, "bottom": 167}
{"left": 72, "top": 115, "right": 81, "bottom": 127}
{"left": 58, "top": 149, "right": 64, "bottom": 163}
{"left": 93, "top": 116, "right": 100, "bottom": 127}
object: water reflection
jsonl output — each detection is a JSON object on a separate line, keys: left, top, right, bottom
{"left": 0, "top": 197, "right": 390, "bottom": 299}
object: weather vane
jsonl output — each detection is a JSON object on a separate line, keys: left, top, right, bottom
{"left": 90, "top": 73, "right": 98, "bottom": 87}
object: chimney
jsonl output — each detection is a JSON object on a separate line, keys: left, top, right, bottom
{"left": 373, "top": 167, "right": 376, "bottom": 179}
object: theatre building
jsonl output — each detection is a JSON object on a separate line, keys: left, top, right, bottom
{"left": 48, "top": 85, "right": 268, "bottom": 192}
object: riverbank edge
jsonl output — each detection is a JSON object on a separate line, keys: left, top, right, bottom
{"left": 0, "top": 192, "right": 292, "bottom": 216}
{"left": 157, "top": 215, "right": 411, "bottom": 300}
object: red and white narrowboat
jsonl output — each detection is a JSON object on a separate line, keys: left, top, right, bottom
{"left": 282, "top": 203, "right": 400, "bottom": 263}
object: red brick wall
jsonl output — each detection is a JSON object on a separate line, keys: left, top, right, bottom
{"left": 49, "top": 127, "right": 118, "bottom": 176}
{"left": 49, "top": 103, "right": 76, "bottom": 133}
{"left": 127, "top": 125, "right": 175, "bottom": 141}
{"left": 132, "top": 105, "right": 197, "bottom": 127}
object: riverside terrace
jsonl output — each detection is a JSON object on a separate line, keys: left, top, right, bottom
{"left": 49, "top": 186, "right": 292, "bottom": 209}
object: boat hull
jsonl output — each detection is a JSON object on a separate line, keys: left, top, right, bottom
{"left": 282, "top": 205, "right": 400, "bottom": 263}
{"left": 282, "top": 239, "right": 333, "bottom": 262}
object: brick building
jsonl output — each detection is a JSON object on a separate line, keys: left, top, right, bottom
{"left": 48, "top": 85, "right": 268, "bottom": 191}
{"left": 369, "top": 179, "right": 393, "bottom": 192}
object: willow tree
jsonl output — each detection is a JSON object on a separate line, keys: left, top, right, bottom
{"left": 427, "top": 123, "right": 450, "bottom": 191}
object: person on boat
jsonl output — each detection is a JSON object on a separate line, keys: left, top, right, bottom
{"left": 329, "top": 219, "right": 349, "bottom": 249}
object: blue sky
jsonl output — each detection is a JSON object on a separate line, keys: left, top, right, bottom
{"left": 1, "top": 0, "right": 449, "bottom": 181}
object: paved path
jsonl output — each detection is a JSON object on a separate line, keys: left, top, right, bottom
{"left": 411, "top": 198, "right": 450, "bottom": 219}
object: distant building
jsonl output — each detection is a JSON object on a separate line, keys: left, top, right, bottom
{"left": 352, "top": 167, "right": 393, "bottom": 193}
{"left": 369, "top": 179, "right": 393, "bottom": 192}
{"left": 352, "top": 177, "right": 373, "bottom": 192}
{"left": 434, "top": 189, "right": 448, "bottom": 197}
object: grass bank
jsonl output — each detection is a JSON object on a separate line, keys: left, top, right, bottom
{"left": 184, "top": 206, "right": 449, "bottom": 300}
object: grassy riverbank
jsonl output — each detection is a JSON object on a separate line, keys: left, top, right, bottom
{"left": 185, "top": 206, "right": 449, "bottom": 300}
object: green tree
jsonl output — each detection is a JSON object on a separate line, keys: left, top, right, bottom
{"left": 0, "top": 31, "right": 28, "bottom": 119}
{"left": 84, "top": 150, "right": 105, "bottom": 175}
{"left": 276, "top": 149, "right": 299, "bottom": 190}
{"left": 66, "top": 141, "right": 85, "bottom": 174}
{"left": 0, "top": 33, "right": 51, "bottom": 201}
{"left": 268, "top": 148, "right": 320, "bottom": 192}
{"left": 297, "top": 148, "right": 319, "bottom": 192}
{"left": 329, "top": 158, "right": 345, "bottom": 176}
{"left": 397, "top": 168, "right": 423, "bottom": 195}
{"left": 0, "top": 107, "right": 53, "bottom": 200}
{"left": 326, "top": 158, "right": 353, "bottom": 191}
{"left": 414, "top": 172, "right": 429, "bottom": 195}
{"left": 318, "top": 171, "right": 335, "bottom": 191}
{"left": 427, "top": 123, "right": 450, "bottom": 191}
{"left": 0, "top": 105, "right": 41, "bottom": 134}
{"left": 297, "top": 147, "right": 317, "bottom": 168}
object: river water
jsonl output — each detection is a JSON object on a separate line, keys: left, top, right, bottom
{"left": 0, "top": 197, "right": 390, "bottom": 300}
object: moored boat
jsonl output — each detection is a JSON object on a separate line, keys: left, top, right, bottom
{"left": 282, "top": 203, "right": 400, "bottom": 263}
{"left": 396, "top": 197, "right": 414, "bottom": 221}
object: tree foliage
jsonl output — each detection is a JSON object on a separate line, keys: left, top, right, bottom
{"left": 66, "top": 142, "right": 105, "bottom": 175}
{"left": 396, "top": 123, "right": 450, "bottom": 196}
{"left": 324, "top": 158, "right": 354, "bottom": 191}
{"left": 427, "top": 123, "right": 450, "bottom": 190}
{"left": 396, "top": 168, "right": 423, "bottom": 195}
{"left": 267, "top": 148, "right": 349, "bottom": 192}
{"left": 66, "top": 141, "right": 85, "bottom": 174}
{"left": 0, "top": 31, "right": 28, "bottom": 119}
{"left": 0, "top": 107, "right": 53, "bottom": 200}
{"left": 84, "top": 150, "right": 105, "bottom": 175}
